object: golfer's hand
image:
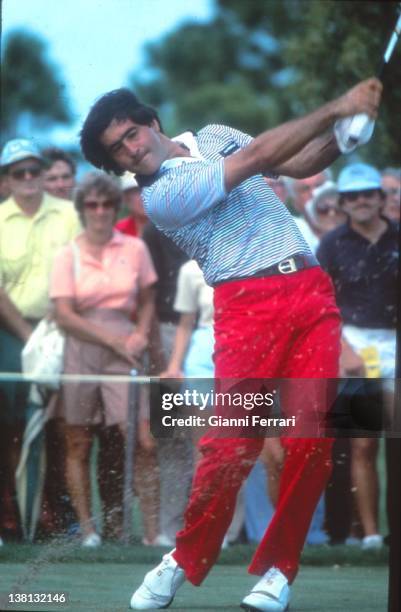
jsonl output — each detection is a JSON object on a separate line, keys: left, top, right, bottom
{"left": 337, "top": 77, "right": 383, "bottom": 119}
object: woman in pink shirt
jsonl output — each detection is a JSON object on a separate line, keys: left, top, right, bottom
{"left": 50, "top": 172, "right": 157, "bottom": 547}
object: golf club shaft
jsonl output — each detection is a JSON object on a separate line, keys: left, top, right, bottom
{"left": 377, "top": 4, "right": 401, "bottom": 78}
{"left": 346, "top": 4, "right": 401, "bottom": 146}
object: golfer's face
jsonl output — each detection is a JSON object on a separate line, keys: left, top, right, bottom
{"left": 100, "top": 118, "right": 166, "bottom": 175}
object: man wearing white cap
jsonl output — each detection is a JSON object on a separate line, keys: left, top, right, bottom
{"left": 0, "top": 140, "right": 80, "bottom": 320}
{"left": 0, "top": 138, "right": 80, "bottom": 541}
{"left": 317, "top": 162, "right": 398, "bottom": 550}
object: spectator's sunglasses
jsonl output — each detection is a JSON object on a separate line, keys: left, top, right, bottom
{"left": 9, "top": 164, "right": 42, "bottom": 180}
{"left": 384, "top": 187, "right": 401, "bottom": 197}
{"left": 341, "top": 188, "right": 380, "bottom": 202}
{"left": 316, "top": 203, "right": 342, "bottom": 215}
{"left": 83, "top": 199, "right": 116, "bottom": 210}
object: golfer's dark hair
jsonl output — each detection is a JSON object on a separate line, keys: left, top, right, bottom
{"left": 41, "top": 147, "right": 76, "bottom": 175}
{"left": 80, "top": 88, "right": 162, "bottom": 176}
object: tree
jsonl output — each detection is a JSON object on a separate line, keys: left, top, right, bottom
{"left": 1, "top": 30, "right": 73, "bottom": 143}
{"left": 130, "top": 15, "right": 292, "bottom": 136}
{"left": 129, "top": 0, "right": 400, "bottom": 166}
{"left": 219, "top": 0, "right": 401, "bottom": 166}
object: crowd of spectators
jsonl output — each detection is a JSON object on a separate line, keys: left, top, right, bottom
{"left": 0, "top": 134, "right": 399, "bottom": 551}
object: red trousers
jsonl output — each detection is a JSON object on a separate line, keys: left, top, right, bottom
{"left": 174, "top": 267, "right": 341, "bottom": 585}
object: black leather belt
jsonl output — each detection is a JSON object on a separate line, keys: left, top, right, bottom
{"left": 214, "top": 253, "right": 318, "bottom": 287}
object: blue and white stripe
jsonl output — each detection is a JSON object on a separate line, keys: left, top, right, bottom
{"left": 142, "top": 124, "right": 312, "bottom": 286}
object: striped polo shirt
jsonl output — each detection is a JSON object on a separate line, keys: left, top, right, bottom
{"left": 142, "top": 124, "right": 313, "bottom": 286}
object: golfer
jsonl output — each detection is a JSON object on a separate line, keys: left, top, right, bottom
{"left": 80, "top": 77, "right": 382, "bottom": 612}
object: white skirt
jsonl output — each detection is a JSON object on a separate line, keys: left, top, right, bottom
{"left": 342, "top": 324, "right": 396, "bottom": 393}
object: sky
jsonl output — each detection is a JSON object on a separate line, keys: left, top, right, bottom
{"left": 2, "top": 0, "right": 214, "bottom": 147}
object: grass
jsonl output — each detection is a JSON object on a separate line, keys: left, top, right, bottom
{"left": 1, "top": 434, "right": 390, "bottom": 610}
{"left": 0, "top": 542, "right": 389, "bottom": 611}
{"left": 0, "top": 562, "right": 388, "bottom": 612}
{"left": 0, "top": 541, "right": 389, "bottom": 566}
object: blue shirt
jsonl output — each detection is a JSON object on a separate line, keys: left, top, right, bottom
{"left": 142, "top": 124, "right": 312, "bottom": 286}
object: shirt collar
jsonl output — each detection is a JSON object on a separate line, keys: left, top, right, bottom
{"left": 136, "top": 131, "right": 203, "bottom": 186}
{"left": 171, "top": 131, "right": 203, "bottom": 158}
{"left": 161, "top": 131, "right": 204, "bottom": 171}
{"left": 0, "top": 192, "right": 65, "bottom": 222}
{"left": 345, "top": 215, "right": 394, "bottom": 242}
{"left": 0, "top": 197, "right": 22, "bottom": 220}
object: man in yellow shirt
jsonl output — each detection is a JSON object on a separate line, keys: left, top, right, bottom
{"left": 0, "top": 138, "right": 80, "bottom": 542}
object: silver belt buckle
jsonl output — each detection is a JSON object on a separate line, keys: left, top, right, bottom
{"left": 278, "top": 257, "right": 297, "bottom": 274}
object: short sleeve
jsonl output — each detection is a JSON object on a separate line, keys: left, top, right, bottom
{"left": 49, "top": 244, "right": 75, "bottom": 299}
{"left": 208, "top": 124, "right": 279, "bottom": 179}
{"left": 216, "top": 124, "right": 253, "bottom": 149}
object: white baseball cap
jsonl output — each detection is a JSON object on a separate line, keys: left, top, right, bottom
{"left": 338, "top": 163, "right": 382, "bottom": 193}
{"left": 0, "top": 138, "right": 45, "bottom": 169}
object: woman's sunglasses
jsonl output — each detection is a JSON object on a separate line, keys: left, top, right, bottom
{"left": 83, "top": 199, "right": 116, "bottom": 210}
{"left": 316, "top": 204, "right": 342, "bottom": 215}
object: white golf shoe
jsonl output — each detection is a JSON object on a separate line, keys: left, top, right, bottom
{"left": 361, "top": 534, "right": 383, "bottom": 550}
{"left": 241, "top": 567, "right": 290, "bottom": 612}
{"left": 130, "top": 550, "right": 186, "bottom": 610}
{"left": 81, "top": 532, "right": 101, "bottom": 548}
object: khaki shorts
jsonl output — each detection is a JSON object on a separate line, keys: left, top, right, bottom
{"left": 60, "top": 309, "right": 135, "bottom": 427}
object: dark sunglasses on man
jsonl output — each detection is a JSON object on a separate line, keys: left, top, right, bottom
{"left": 341, "top": 188, "right": 381, "bottom": 202}
{"left": 9, "top": 164, "right": 43, "bottom": 180}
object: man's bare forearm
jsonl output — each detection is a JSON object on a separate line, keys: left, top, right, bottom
{"left": 224, "top": 78, "right": 382, "bottom": 191}
{"left": 225, "top": 100, "right": 339, "bottom": 190}
{"left": 273, "top": 132, "right": 340, "bottom": 179}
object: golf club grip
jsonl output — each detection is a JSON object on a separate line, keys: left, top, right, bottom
{"left": 345, "top": 113, "right": 374, "bottom": 146}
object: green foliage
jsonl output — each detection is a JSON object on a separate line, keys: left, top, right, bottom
{"left": 129, "top": 0, "right": 400, "bottom": 165}
{"left": 130, "top": 15, "right": 291, "bottom": 136}
{"left": 170, "top": 81, "right": 281, "bottom": 134}
{"left": 1, "top": 29, "right": 73, "bottom": 141}
{"left": 281, "top": 0, "right": 401, "bottom": 165}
